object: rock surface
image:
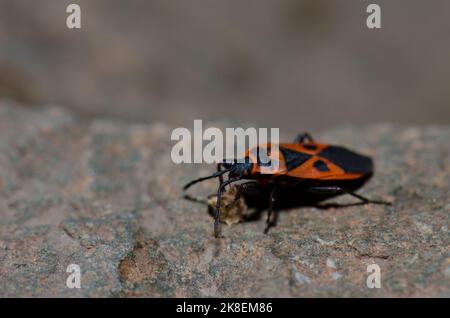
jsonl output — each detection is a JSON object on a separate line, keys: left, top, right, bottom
{"left": 0, "top": 100, "right": 448, "bottom": 297}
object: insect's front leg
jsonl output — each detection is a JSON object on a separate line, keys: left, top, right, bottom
{"left": 217, "top": 163, "right": 225, "bottom": 184}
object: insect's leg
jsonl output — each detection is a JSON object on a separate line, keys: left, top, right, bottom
{"left": 293, "top": 132, "right": 314, "bottom": 144}
{"left": 224, "top": 181, "right": 262, "bottom": 208}
{"left": 344, "top": 190, "right": 391, "bottom": 205}
{"left": 217, "top": 163, "right": 225, "bottom": 184}
{"left": 214, "top": 178, "right": 241, "bottom": 238}
{"left": 264, "top": 186, "right": 279, "bottom": 234}
{"left": 305, "top": 186, "right": 391, "bottom": 205}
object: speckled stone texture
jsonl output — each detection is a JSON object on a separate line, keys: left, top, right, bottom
{"left": 0, "top": 100, "right": 448, "bottom": 297}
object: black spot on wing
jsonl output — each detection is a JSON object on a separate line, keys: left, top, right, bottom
{"left": 318, "top": 146, "right": 373, "bottom": 173}
{"left": 313, "top": 159, "right": 329, "bottom": 171}
{"left": 280, "top": 147, "right": 312, "bottom": 171}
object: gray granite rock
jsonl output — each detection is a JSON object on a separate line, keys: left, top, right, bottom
{"left": 0, "top": 100, "right": 448, "bottom": 297}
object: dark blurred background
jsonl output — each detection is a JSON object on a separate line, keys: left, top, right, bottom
{"left": 1, "top": 0, "right": 449, "bottom": 133}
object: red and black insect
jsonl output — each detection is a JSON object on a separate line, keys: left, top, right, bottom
{"left": 183, "top": 133, "right": 390, "bottom": 237}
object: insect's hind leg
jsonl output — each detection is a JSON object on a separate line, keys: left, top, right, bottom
{"left": 264, "top": 186, "right": 279, "bottom": 234}
{"left": 293, "top": 132, "right": 314, "bottom": 144}
{"left": 305, "top": 186, "right": 391, "bottom": 205}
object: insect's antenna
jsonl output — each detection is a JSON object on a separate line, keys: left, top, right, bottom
{"left": 183, "top": 194, "right": 208, "bottom": 205}
{"left": 183, "top": 169, "right": 231, "bottom": 190}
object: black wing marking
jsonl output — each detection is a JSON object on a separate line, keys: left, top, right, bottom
{"left": 313, "top": 159, "right": 330, "bottom": 172}
{"left": 318, "top": 146, "right": 373, "bottom": 174}
{"left": 280, "top": 147, "right": 312, "bottom": 171}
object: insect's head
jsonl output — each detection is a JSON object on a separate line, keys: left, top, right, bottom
{"left": 183, "top": 158, "right": 253, "bottom": 191}
{"left": 222, "top": 157, "right": 253, "bottom": 179}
